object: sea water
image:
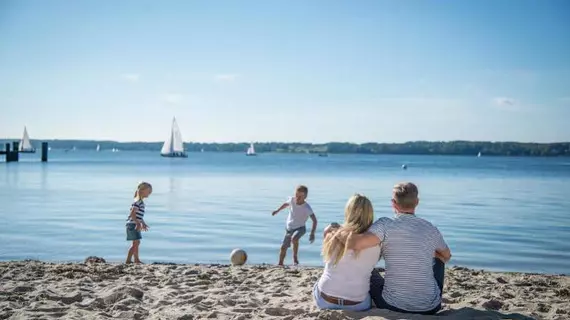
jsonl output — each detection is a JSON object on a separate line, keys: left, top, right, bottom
{"left": 1, "top": 151, "right": 569, "bottom": 274}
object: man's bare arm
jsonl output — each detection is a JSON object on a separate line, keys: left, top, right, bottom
{"left": 346, "top": 232, "right": 381, "bottom": 251}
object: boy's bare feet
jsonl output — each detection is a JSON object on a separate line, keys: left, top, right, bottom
{"left": 134, "top": 260, "right": 144, "bottom": 264}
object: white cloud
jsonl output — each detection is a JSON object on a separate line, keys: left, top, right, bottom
{"left": 121, "top": 73, "right": 140, "bottom": 82}
{"left": 493, "top": 97, "right": 517, "bottom": 109}
{"left": 214, "top": 74, "right": 239, "bottom": 82}
{"left": 163, "top": 93, "right": 184, "bottom": 105}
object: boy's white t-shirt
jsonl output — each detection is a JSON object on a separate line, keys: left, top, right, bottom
{"left": 285, "top": 197, "right": 314, "bottom": 230}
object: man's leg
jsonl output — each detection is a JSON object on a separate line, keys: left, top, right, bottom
{"left": 433, "top": 258, "right": 445, "bottom": 295}
{"left": 369, "top": 268, "right": 388, "bottom": 308}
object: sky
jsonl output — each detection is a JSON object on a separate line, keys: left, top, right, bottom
{"left": 1, "top": 0, "right": 569, "bottom": 143}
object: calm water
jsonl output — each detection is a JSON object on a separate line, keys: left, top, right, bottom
{"left": 1, "top": 151, "right": 569, "bottom": 274}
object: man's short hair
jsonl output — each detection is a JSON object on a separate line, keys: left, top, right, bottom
{"left": 393, "top": 182, "right": 418, "bottom": 209}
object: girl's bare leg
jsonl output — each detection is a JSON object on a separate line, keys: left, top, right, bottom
{"left": 126, "top": 242, "right": 135, "bottom": 264}
{"left": 133, "top": 240, "right": 142, "bottom": 263}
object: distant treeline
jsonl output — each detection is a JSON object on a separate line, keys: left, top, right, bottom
{"left": 1, "top": 139, "right": 569, "bottom": 156}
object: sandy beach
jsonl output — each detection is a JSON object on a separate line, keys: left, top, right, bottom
{"left": 0, "top": 260, "right": 568, "bottom": 320}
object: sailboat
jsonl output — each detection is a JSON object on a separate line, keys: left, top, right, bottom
{"left": 477, "top": 152, "right": 482, "bottom": 158}
{"left": 246, "top": 143, "right": 257, "bottom": 156}
{"left": 19, "top": 126, "right": 36, "bottom": 153}
{"left": 161, "top": 117, "right": 188, "bottom": 158}
{"left": 96, "top": 144, "right": 100, "bottom": 152}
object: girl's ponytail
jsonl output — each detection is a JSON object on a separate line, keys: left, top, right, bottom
{"left": 134, "top": 181, "right": 151, "bottom": 200}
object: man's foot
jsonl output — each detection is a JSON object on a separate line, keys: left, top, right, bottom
{"left": 293, "top": 258, "right": 299, "bottom": 265}
{"left": 134, "top": 260, "right": 144, "bottom": 264}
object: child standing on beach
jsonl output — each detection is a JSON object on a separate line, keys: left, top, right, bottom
{"left": 272, "top": 185, "right": 318, "bottom": 266}
{"left": 125, "top": 182, "right": 152, "bottom": 264}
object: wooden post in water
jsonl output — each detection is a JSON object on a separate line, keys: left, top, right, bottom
{"left": 11, "top": 142, "right": 19, "bottom": 162}
{"left": 4, "top": 143, "right": 12, "bottom": 162}
{"left": 41, "top": 142, "right": 48, "bottom": 162}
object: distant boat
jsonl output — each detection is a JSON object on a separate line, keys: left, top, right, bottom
{"left": 246, "top": 143, "right": 257, "bottom": 156}
{"left": 96, "top": 144, "right": 100, "bottom": 152}
{"left": 72, "top": 146, "right": 77, "bottom": 151}
{"left": 112, "top": 148, "right": 119, "bottom": 153}
{"left": 402, "top": 164, "right": 408, "bottom": 170}
{"left": 161, "top": 117, "right": 188, "bottom": 158}
{"left": 201, "top": 148, "right": 205, "bottom": 153}
{"left": 19, "top": 126, "right": 36, "bottom": 153}
{"left": 477, "top": 152, "right": 482, "bottom": 157}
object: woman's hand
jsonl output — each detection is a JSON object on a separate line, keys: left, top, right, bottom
{"left": 323, "top": 222, "right": 341, "bottom": 238}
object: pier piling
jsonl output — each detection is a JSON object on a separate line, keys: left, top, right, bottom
{"left": 41, "top": 142, "right": 48, "bottom": 162}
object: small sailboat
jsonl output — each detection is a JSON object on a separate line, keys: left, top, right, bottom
{"left": 477, "top": 152, "right": 482, "bottom": 158}
{"left": 161, "top": 117, "right": 188, "bottom": 158}
{"left": 19, "top": 126, "right": 36, "bottom": 153}
{"left": 246, "top": 143, "right": 257, "bottom": 156}
{"left": 96, "top": 144, "right": 100, "bottom": 152}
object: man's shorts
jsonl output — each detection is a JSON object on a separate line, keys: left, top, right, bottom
{"left": 281, "top": 226, "right": 306, "bottom": 248}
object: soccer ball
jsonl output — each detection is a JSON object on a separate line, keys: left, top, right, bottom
{"left": 230, "top": 248, "right": 248, "bottom": 266}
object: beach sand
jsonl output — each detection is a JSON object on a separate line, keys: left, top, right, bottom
{"left": 1, "top": 260, "right": 568, "bottom": 320}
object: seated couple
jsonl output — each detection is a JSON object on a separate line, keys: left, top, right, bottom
{"left": 313, "top": 182, "right": 451, "bottom": 315}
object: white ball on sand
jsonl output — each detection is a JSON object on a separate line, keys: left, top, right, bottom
{"left": 230, "top": 248, "right": 248, "bottom": 266}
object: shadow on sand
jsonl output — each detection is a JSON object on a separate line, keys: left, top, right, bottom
{"left": 321, "top": 307, "right": 535, "bottom": 320}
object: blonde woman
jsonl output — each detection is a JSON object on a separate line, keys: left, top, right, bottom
{"left": 125, "top": 182, "right": 152, "bottom": 264}
{"left": 313, "top": 194, "right": 380, "bottom": 311}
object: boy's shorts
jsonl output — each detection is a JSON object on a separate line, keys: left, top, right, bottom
{"left": 281, "top": 226, "right": 306, "bottom": 248}
{"left": 126, "top": 223, "right": 142, "bottom": 241}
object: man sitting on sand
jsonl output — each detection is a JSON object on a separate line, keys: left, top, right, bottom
{"left": 347, "top": 182, "right": 451, "bottom": 315}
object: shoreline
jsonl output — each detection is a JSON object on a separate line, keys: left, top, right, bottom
{"left": 1, "top": 260, "right": 568, "bottom": 319}
{"left": 1, "top": 258, "right": 568, "bottom": 277}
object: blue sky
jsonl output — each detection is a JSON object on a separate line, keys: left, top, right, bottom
{"left": 1, "top": 0, "right": 569, "bottom": 143}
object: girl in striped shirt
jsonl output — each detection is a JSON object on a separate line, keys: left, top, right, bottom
{"left": 125, "top": 182, "right": 152, "bottom": 264}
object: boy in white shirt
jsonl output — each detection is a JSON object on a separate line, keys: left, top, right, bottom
{"left": 272, "top": 185, "right": 318, "bottom": 266}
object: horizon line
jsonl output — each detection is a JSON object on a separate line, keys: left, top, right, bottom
{"left": 1, "top": 138, "right": 569, "bottom": 145}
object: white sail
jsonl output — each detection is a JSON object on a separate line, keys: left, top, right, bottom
{"left": 246, "top": 143, "right": 256, "bottom": 155}
{"left": 171, "top": 118, "right": 184, "bottom": 153}
{"left": 477, "top": 152, "right": 482, "bottom": 157}
{"left": 96, "top": 144, "right": 100, "bottom": 152}
{"left": 161, "top": 117, "right": 186, "bottom": 156}
{"left": 19, "top": 127, "right": 35, "bottom": 152}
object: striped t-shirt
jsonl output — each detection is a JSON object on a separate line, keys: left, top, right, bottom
{"left": 369, "top": 214, "right": 448, "bottom": 312}
{"left": 126, "top": 199, "right": 145, "bottom": 224}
